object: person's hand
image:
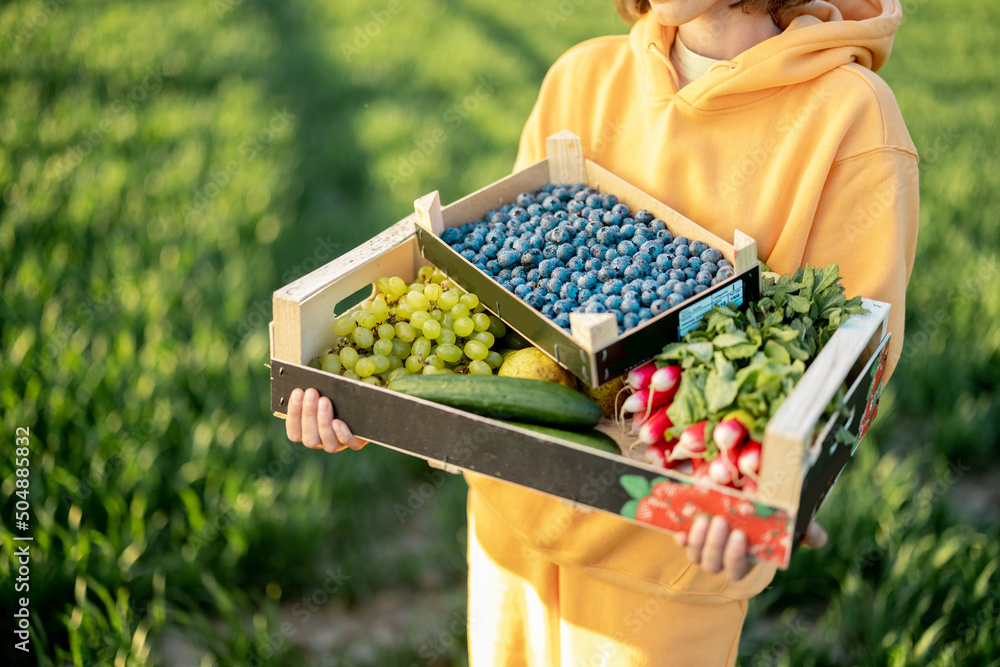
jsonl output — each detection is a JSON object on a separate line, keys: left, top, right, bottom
{"left": 675, "top": 516, "right": 828, "bottom": 581}
{"left": 285, "top": 388, "right": 367, "bottom": 453}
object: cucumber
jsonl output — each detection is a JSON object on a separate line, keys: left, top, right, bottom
{"left": 387, "top": 374, "right": 602, "bottom": 427}
{"left": 502, "top": 421, "right": 621, "bottom": 454}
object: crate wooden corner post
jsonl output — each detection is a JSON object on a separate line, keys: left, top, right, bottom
{"left": 546, "top": 130, "right": 586, "bottom": 185}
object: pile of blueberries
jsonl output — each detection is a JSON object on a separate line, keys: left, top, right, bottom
{"left": 441, "top": 183, "right": 736, "bottom": 334}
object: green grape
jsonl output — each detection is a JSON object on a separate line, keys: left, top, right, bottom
{"left": 442, "top": 312, "right": 455, "bottom": 330}
{"left": 321, "top": 352, "right": 342, "bottom": 374}
{"left": 421, "top": 365, "right": 440, "bottom": 375}
{"left": 407, "top": 290, "right": 430, "bottom": 310}
{"left": 430, "top": 268, "right": 447, "bottom": 283}
{"left": 370, "top": 354, "right": 391, "bottom": 374}
{"left": 353, "top": 308, "right": 372, "bottom": 324}
{"left": 459, "top": 293, "right": 480, "bottom": 309}
{"left": 464, "top": 340, "right": 489, "bottom": 361}
{"left": 438, "top": 290, "right": 460, "bottom": 311}
{"left": 333, "top": 316, "right": 357, "bottom": 336}
{"left": 411, "top": 337, "right": 433, "bottom": 359}
{"left": 362, "top": 377, "right": 381, "bottom": 386}
{"left": 436, "top": 367, "right": 454, "bottom": 374}
{"left": 425, "top": 354, "right": 446, "bottom": 369}
{"left": 357, "top": 311, "right": 379, "bottom": 330}
{"left": 410, "top": 310, "right": 431, "bottom": 329}
{"left": 396, "top": 301, "right": 416, "bottom": 320}
{"left": 386, "top": 367, "right": 409, "bottom": 383}
{"left": 436, "top": 343, "right": 463, "bottom": 363}
{"left": 438, "top": 328, "right": 457, "bottom": 345}
{"left": 376, "top": 276, "right": 393, "bottom": 294}
{"left": 371, "top": 296, "right": 390, "bottom": 321}
{"left": 423, "top": 283, "right": 443, "bottom": 301}
{"left": 395, "top": 321, "right": 417, "bottom": 342}
{"left": 339, "top": 347, "right": 359, "bottom": 370}
{"left": 429, "top": 308, "right": 444, "bottom": 322}
{"left": 417, "top": 266, "right": 436, "bottom": 282}
{"left": 453, "top": 316, "right": 475, "bottom": 337}
{"left": 387, "top": 276, "right": 408, "bottom": 298}
{"left": 391, "top": 339, "right": 410, "bottom": 358}
{"left": 353, "top": 327, "right": 375, "bottom": 349}
{"left": 472, "top": 313, "right": 491, "bottom": 332}
{"left": 422, "top": 320, "right": 442, "bottom": 339}
{"left": 343, "top": 369, "right": 360, "bottom": 381}
{"left": 405, "top": 355, "right": 424, "bottom": 374}
{"left": 450, "top": 303, "right": 470, "bottom": 319}
{"left": 408, "top": 282, "right": 425, "bottom": 293}
{"left": 387, "top": 354, "right": 403, "bottom": 371}
{"left": 485, "top": 350, "right": 504, "bottom": 369}
{"left": 468, "top": 359, "right": 492, "bottom": 375}
{"left": 487, "top": 316, "right": 507, "bottom": 338}
{"left": 355, "top": 357, "right": 376, "bottom": 378}
{"left": 373, "top": 338, "right": 393, "bottom": 357}
{"left": 377, "top": 323, "right": 395, "bottom": 340}
{"left": 472, "top": 331, "right": 495, "bottom": 348}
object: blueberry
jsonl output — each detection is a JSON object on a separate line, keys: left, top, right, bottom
{"left": 656, "top": 272, "right": 669, "bottom": 285}
{"left": 718, "top": 266, "right": 735, "bottom": 280}
{"left": 556, "top": 243, "right": 575, "bottom": 262}
{"left": 676, "top": 245, "right": 691, "bottom": 259}
{"left": 602, "top": 212, "right": 622, "bottom": 226}
{"left": 620, "top": 223, "right": 636, "bottom": 239}
{"left": 596, "top": 227, "right": 618, "bottom": 246}
{"left": 465, "top": 233, "right": 486, "bottom": 251}
{"left": 605, "top": 294, "right": 623, "bottom": 311}
{"left": 552, "top": 267, "right": 571, "bottom": 284}
{"left": 590, "top": 243, "right": 608, "bottom": 258}
{"left": 656, "top": 284, "right": 673, "bottom": 300}
{"left": 521, "top": 248, "right": 542, "bottom": 267}
{"left": 688, "top": 257, "right": 703, "bottom": 271}
{"left": 585, "top": 194, "right": 602, "bottom": 208}
{"left": 481, "top": 243, "right": 499, "bottom": 260}
{"left": 554, "top": 313, "right": 571, "bottom": 330}
{"left": 640, "top": 241, "right": 663, "bottom": 258}
{"left": 621, "top": 297, "right": 640, "bottom": 314}
{"left": 690, "top": 240, "right": 707, "bottom": 256}
{"left": 550, "top": 227, "right": 572, "bottom": 244}
{"left": 668, "top": 269, "right": 685, "bottom": 282}
{"left": 633, "top": 251, "right": 652, "bottom": 265}
{"left": 719, "top": 259, "right": 734, "bottom": 269}
{"left": 554, "top": 297, "right": 577, "bottom": 315}
{"left": 557, "top": 282, "right": 578, "bottom": 302}
{"left": 511, "top": 238, "right": 529, "bottom": 253}
{"left": 588, "top": 209, "right": 605, "bottom": 223}
{"left": 575, "top": 246, "right": 592, "bottom": 260}
{"left": 666, "top": 293, "right": 685, "bottom": 308}
{"left": 631, "top": 258, "right": 651, "bottom": 276}
{"left": 634, "top": 210, "right": 654, "bottom": 224}
{"left": 655, "top": 254, "right": 673, "bottom": 271}
{"left": 497, "top": 269, "right": 513, "bottom": 282}
{"left": 584, "top": 301, "right": 608, "bottom": 314}
{"left": 515, "top": 192, "right": 534, "bottom": 208}
{"left": 539, "top": 258, "right": 559, "bottom": 278}
{"left": 527, "top": 203, "right": 544, "bottom": 217}
{"left": 673, "top": 282, "right": 694, "bottom": 299}
{"left": 617, "top": 240, "right": 638, "bottom": 256}
{"left": 650, "top": 299, "right": 668, "bottom": 315}
{"left": 640, "top": 290, "right": 656, "bottom": 307}
{"left": 612, "top": 203, "right": 630, "bottom": 218}
{"left": 577, "top": 288, "right": 593, "bottom": 304}
{"left": 510, "top": 276, "right": 526, "bottom": 288}
{"left": 601, "top": 279, "right": 624, "bottom": 296}
{"left": 604, "top": 248, "right": 620, "bottom": 263}
{"left": 693, "top": 284, "right": 708, "bottom": 294}
{"left": 584, "top": 258, "right": 603, "bottom": 272}
{"left": 486, "top": 259, "right": 501, "bottom": 274}
{"left": 674, "top": 236, "right": 690, "bottom": 247}
{"left": 542, "top": 196, "right": 561, "bottom": 212}
{"left": 598, "top": 266, "right": 618, "bottom": 281}
{"left": 474, "top": 262, "right": 487, "bottom": 272}
{"left": 461, "top": 249, "right": 476, "bottom": 261}
{"left": 585, "top": 222, "right": 603, "bottom": 238}
{"left": 656, "top": 229, "right": 673, "bottom": 242}
{"left": 601, "top": 193, "right": 619, "bottom": 210}
{"left": 527, "top": 268, "right": 540, "bottom": 282}
{"left": 567, "top": 256, "right": 585, "bottom": 272}
{"left": 664, "top": 279, "right": 680, "bottom": 292}
{"left": 610, "top": 258, "right": 631, "bottom": 276}
{"left": 528, "top": 234, "right": 545, "bottom": 250}
{"left": 684, "top": 267, "right": 698, "bottom": 281}
{"left": 699, "top": 248, "right": 722, "bottom": 264}
{"left": 623, "top": 312, "right": 640, "bottom": 330}
{"left": 637, "top": 307, "right": 653, "bottom": 321}
{"left": 577, "top": 272, "right": 598, "bottom": 290}
{"left": 460, "top": 222, "right": 475, "bottom": 235}
{"left": 553, "top": 186, "right": 572, "bottom": 201}
{"left": 567, "top": 200, "right": 586, "bottom": 215}
{"left": 572, "top": 233, "right": 588, "bottom": 247}
{"left": 701, "top": 261, "right": 718, "bottom": 275}
{"left": 541, "top": 183, "right": 555, "bottom": 193}
{"left": 442, "top": 228, "right": 461, "bottom": 244}
{"left": 541, "top": 304, "right": 554, "bottom": 317}
{"left": 541, "top": 245, "right": 557, "bottom": 260}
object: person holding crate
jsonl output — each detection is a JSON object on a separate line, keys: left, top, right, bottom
{"left": 287, "top": 0, "right": 918, "bottom": 664}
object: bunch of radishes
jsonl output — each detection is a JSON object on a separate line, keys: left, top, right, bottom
{"left": 623, "top": 361, "right": 762, "bottom": 494}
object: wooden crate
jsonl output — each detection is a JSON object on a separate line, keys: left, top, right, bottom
{"left": 270, "top": 214, "right": 891, "bottom": 568}
{"left": 413, "top": 130, "right": 761, "bottom": 388}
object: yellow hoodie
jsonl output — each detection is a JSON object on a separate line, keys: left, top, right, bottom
{"left": 466, "top": 1, "right": 917, "bottom": 663}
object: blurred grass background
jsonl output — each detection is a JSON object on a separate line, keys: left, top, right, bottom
{"left": 1, "top": 0, "right": 997, "bottom": 665}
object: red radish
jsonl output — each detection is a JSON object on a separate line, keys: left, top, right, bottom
{"left": 741, "top": 478, "right": 758, "bottom": 496}
{"left": 622, "top": 387, "right": 673, "bottom": 418}
{"left": 638, "top": 406, "right": 673, "bottom": 445}
{"left": 650, "top": 365, "right": 682, "bottom": 394}
{"left": 708, "top": 456, "right": 735, "bottom": 485}
{"left": 644, "top": 439, "right": 675, "bottom": 467}
{"left": 668, "top": 421, "right": 707, "bottom": 462}
{"left": 627, "top": 362, "right": 657, "bottom": 391}
{"left": 713, "top": 418, "right": 748, "bottom": 455}
{"left": 738, "top": 440, "right": 762, "bottom": 479}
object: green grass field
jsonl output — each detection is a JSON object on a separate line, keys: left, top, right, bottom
{"left": 1, "top": 0, "right": 998, "bottom": 665}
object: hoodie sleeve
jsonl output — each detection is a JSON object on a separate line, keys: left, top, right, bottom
{"left": 800, "top": 143, "right": 919, "bottom": 381}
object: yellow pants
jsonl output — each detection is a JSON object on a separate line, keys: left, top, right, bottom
{"left": 466, "top": 479, "right": 771, "bottom": 666}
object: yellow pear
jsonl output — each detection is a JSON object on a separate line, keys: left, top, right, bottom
{"left": 498, "top": 348, "right": 577, "bottom": 389}
{"left": 580, "top": 375, "right": 627, "bottom": 420}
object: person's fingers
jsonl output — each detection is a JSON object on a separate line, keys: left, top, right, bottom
{"left": 700, "top": 516, "right": 731, "bottom": 574}
{"left": 686, "top": 515, "right": 711, "bottom": 565}
{"left": 332, "top": 418, "right": 367, "bottom": 451}
{"left": 317, "top": 398, "right": 345, "bottom": 453}
{"left": 723, "top": 529, "right": 750, "bottom": 582}
{"left": 285, "top": 388, "right": 304, "bottom": 443}
{"left": 300, "top": 388, "right": 323, "bottom": 449}
{"left": 674, "top": 530, "right": 688, "bottom": 548}
{"left": 803, "top": 521, "right": 828, "bottom": 549}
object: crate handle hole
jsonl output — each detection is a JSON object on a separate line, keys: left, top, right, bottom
{"left": 334, "top": 284, "right": 376, "bottom": 317}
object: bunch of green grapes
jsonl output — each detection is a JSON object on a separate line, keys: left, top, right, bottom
{"left": 310, "top": 267, "right": 507, "bottom": 386}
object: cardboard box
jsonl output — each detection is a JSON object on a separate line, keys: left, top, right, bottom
{"left": 270, "top": 213, "right": 891, "bottom": 568}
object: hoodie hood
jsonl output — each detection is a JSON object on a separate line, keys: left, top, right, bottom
{"left": 631, "top": 0, "right": 902, "bottom": 109}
